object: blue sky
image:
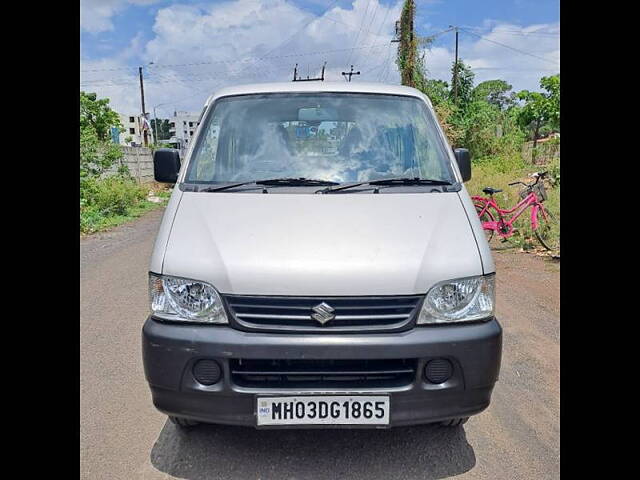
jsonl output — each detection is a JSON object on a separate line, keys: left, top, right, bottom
{"left": 80, "top": 0, "right": 559, "bottom": 116}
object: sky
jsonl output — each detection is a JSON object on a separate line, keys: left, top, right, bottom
{"left": 80, "top": 0, "right": 560, "bottom": 117}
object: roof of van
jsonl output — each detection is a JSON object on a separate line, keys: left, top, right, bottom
{"left": 205, "top": 82, "right": 429, "bottom": 107}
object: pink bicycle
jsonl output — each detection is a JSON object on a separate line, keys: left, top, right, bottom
{"left": 472, "top": 171, "right": 559, "bottom": 251}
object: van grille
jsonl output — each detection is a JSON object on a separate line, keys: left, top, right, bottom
{"left": 223, "top": 295, "right": 423, "bottom": 333}
{"left": 230, "top": 359, "right": 417, "bottom": 389}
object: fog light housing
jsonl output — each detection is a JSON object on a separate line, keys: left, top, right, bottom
{"left": 193, "top": 359, "right": 222, "bottom": 385}
{"left": 424, "top": 359, "right": 453, "bottom": 384}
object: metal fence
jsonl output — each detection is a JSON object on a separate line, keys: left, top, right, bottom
{"left": 522, "top": 139, "right": 560, "bottom": 165}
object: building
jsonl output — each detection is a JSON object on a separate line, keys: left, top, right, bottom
{"left": 116, "top": 113, "right": 154, "bottom": 146}
{"left": 169, "top": 111, "right": 201, "bottom": 149}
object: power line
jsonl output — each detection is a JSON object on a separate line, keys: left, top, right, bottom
{"left": 460, "top": 25, "right": 560, "bottom": 37}
{"left": 380, "top": 43, "right": 396, "bottom": 83}
{"left": 346, "top": 0, "right": 372, "bottom": 68}
{"left": 459, "top": 27, "right": 560, "bottom": 66}
{"left": 470, "top": 66, "right": 559, "bottom": 71}
{"left": 142, "top": 43, "right": 389, "bottom": 70}
{"left": 132, "top": 0, "right": 346, "bottom": 109}
{"left": 80, "top": 65, "right": 139, "bottom": 73}
{"left": 80, "top": 44, "right": 392, "bottom": 87}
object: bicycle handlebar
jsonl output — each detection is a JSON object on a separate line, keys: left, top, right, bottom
{"left": 510, "top": 171, "right": 549, "bottom": 189}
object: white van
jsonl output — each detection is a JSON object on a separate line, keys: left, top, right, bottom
{"left": 143, "top": 82, "right": 502, "bottom": 429}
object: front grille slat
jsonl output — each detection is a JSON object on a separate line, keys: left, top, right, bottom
{"left": 235, "top": 313, "right": 410, "bottom": 321}
{"left": 224, "top": 295, "right": 423, "bottom": 333}
{"left": 231, "top": 359, "right": 417, "bottom": 389}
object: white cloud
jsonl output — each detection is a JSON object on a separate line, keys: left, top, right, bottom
{"left": 81, "top": 0, "right": 401, "bottom": 114}
{"left": 80, "top": 1, "right": 559, "bottom": 116}
{"left": 422, "top": 23, "right": 559, "bottom": 92}
{"left": 81, "top": 0, "right": 161, "bottom": 34}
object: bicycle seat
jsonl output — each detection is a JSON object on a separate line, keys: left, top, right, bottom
{"left": 482, "top": 187, "right": 502, "bottom": 195}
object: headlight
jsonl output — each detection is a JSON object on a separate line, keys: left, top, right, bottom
{"left": 148, "top": 273, "right": 228, "bottom": 324}
{"left": 418, "top": 274, "right": 495, "bottom": 324}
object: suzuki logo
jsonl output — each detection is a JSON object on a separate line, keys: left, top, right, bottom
{"left": 311, "top": 302, "right": 336, "bottom": 325}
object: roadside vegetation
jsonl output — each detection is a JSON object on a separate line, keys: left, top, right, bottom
{"left": 437, "top": 70, "right": 560, "bottom": 253}
{"left": 80, "top": 92, "right": 168, "bottom": 235}
{"left": 395, "top": 1, "right": 559, "bottom": 253}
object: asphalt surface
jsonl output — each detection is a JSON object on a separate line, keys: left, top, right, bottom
{"left": 80, "top": 208, "right": 560, "bottom": 480}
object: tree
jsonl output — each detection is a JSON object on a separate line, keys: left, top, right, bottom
{"left": 450, "top": 59, "right": 475, "bottom": 109}
{"left": 80, "top": 128, "right": 124, "bottom": 179}
{"left": 80, "top": 91, "right": 122, "bottom": 141}
{"left": 423, "top": 79, "right": 450, "bottom": 106}
{"left": 151, "top": 119, "right": 172, "bottom": 141}
{"left": 517, "top": 74, "right": 560, "bottom": 148}
{"left": 473, "top": 80, "right": 515, "bottom": 111}
{"left": 540, "top": 74, "right": 560, "bottom": 131}
{"left": 80, "top": 92, "right": 123, "bottom": 179}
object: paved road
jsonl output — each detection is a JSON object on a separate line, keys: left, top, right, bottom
{"left": 80, "top": 208, "right": 559, "bottom": 480}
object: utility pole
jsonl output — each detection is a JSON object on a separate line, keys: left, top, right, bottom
{"left": 397, "top": 0, "right": 416, "bottom": 87}
{"left": 139, "top": 66, "right": 148, "bottom": 146}
{"left": 452, "top": 26, "right": 459, "bottom": 103}
{"left": 341, "top": 65, "right": 360, "bottom": 82}
{"left": 153, "top": 107, "right": 159, "bottom": 145}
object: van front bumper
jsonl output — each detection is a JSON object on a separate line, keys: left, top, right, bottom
{"left": 142, "top": 316, "right": 502, "bottom": 428}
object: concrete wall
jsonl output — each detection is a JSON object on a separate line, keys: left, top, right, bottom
{"left": 105, "top": 146, "right": 154, "bottom": 183}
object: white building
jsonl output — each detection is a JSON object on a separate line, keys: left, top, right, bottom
{"left": 169, "top": 111, "right": 201, "bottom": 149}
{"left": 116, "top": 114, "right": 154, "bottom": 146}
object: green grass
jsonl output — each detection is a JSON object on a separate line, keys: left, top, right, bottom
{"left": 80, "top": 198, "right": 166, "bottom": 235}
{"left": 467, "top": 157, "right": 560, "bottom": 253}
{"left": 80, "top": 176, "right": 170, "bottom": 235}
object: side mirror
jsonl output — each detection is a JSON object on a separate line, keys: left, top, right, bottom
{"left": 454, "top": 148, "right": 471, "bottom": 182}
{"left": 153, "top": 148, "right": 181, "bottom": 183}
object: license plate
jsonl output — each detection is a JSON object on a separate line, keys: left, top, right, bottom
{"left": 256, "top": 395, "right": 390, "bottom": 426}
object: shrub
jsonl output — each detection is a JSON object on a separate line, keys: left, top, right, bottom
{"left": 80, "top": 128, "right": 123, "bottom": 177}
{"left": 80, "top": 176, "right": 150, "bottom": 233}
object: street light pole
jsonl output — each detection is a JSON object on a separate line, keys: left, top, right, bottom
{"left": 152, "top": 101, "right": 173, "bottom": 146}
{"left": 153, "top": 106, "right": 159, "bottom": 146}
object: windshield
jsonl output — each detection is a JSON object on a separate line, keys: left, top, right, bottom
{"left": 185, "top": 93, "right": 454, "bottom": 184}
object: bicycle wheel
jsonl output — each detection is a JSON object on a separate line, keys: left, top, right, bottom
{"left": 474, "top": 203, "right": 495, "bottom": 243}
{"left": 534, "top": 208, "right": 559, "bottom": 251}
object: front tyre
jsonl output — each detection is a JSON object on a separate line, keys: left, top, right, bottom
{"left": 169, "top": 416, "right": 200, "bottom": 429}
{"left": 534, "top": 209, "right": 560, "bottom": 251}
{"left": 440, "top": 417, "right": 469, "bottom": 427}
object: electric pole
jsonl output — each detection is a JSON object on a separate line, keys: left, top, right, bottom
{"left": 341, "top": 65, "right": 360, "bottom": 82}
{"left": 397, "top": 0, "right": 416, "bottom": 87}
{"left": 139, "top": 66, "right": 148, "bottom": 146}
{"left": 452, "top": 26, "right": 459, "bottom": 104}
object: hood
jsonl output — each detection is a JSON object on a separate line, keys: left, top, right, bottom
{"left": 162, "top": 192, "right": 483, "bottom": 296}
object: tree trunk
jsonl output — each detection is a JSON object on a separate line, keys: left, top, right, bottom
{"left": 532, "top": 118, "right": 541, "bottom": 149}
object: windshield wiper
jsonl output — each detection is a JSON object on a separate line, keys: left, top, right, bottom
{"left": 317, "top": 182, "right": 368, "bottom": 194}
{"left": 255, "top": 177, "right": 339, "bottom": 186}
{"left": 197, "top": 177, "right": 338, "bottom": 192}
{"left": 367, "top": 177, "right": 452, "bottom": 186}
{"left": 199, "top": 181, "right": 258, "bottom": 192}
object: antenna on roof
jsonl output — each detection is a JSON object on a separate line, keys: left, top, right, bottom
{"left": 341, "top": 65, "right": 360, "bottom": 82}
{"left": 292, "top": 62, "right": 327, "bottom": 82}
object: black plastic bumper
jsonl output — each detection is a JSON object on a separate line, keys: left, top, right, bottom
{"left": 142, "top": 316, "right": 502, "bottom": 427}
